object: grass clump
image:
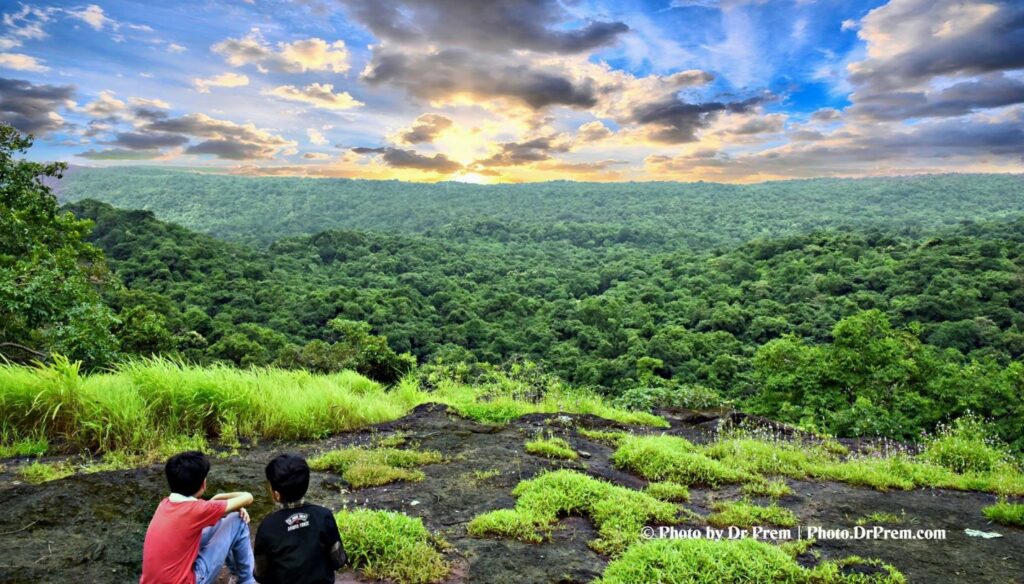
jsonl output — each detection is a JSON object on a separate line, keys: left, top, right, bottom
{"left": 20, "top": 461, "right": 74, "bottom": 484}
{"left": 335, "top": 508, "right": 449, "bottom": 584}
{"left": 0, "top": 358, "right": 663, "bottom": 465}
{"left": 707, "top": 499, "right": 798, "bottom": 528}
{"left": 0, "top": 436, "right": 48, "bottom": 458}
{"left": 596, "top": 538, "right": 904, "bottom": 584}
{"left": 468, "top": 469, "right": 681, "bottom": 555}
{"left": 695, "top": 421, "right": 1024, "bottom": 496}
{"left": 982, "top": 502, "right": 1024, "bottom": 527}
{"left": 741, "top": 479, "right": 793, "bottom": 499}
{"left": 309, "top": 446, "right": 443, "bottom": 489}
{"left": 612, "top": 435, "right": 748, "bottom": 487}
{"left": 854, "top": 511, "right": 906, "bottom": 526}
{"left": 525, "top": 436, "right": 577, "bottom": 460}
{"left": 645, "top": 482, "right": 691, "bottom": 502}
{"left": 577, "top": 427, "right": 630, "bottom": 446}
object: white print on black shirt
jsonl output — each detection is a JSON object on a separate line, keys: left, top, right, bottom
{"left": 285, "top": 512, "right": 310, "bottom": 532}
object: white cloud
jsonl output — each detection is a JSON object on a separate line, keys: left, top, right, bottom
{"left": 213, "top": 28, "right": 351, "bottom": 73}
{"left": 307, "top": 128, "right": 329, "bottom": 145}
{"left": 0, "top": 52, "right": 48, "bottom": 72}
{"left": 193, "top": 72, "right": 250, "bottom": 93}
{"left": 167, "top": 43, "right": 186, "bottom": 53}
{"left": 263, "top": 83, "right": 362, "bottom": 110}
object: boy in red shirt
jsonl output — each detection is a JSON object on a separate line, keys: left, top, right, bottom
{"left": 141, "top": 451, "right": 256, "bottom": 584}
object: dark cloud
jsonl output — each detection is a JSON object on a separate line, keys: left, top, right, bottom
{"left": 397, "top": 113, "right": 453, "bottom": 144}
{"left": 473, "top": 134, "right": 570, "bottom": 167}
{"left": 631, "top": 95, "right": 765, "bottom": 143}
{"left": 0, "top": 77, "right": 73, "bottom": 135}
{"left": 362, "top": 49, "right": 597, "bottom": 110}
{"left": 810, "top": 108, "right": 841, "bottom": 122}
{"left": 185, "top": 140, "right": 277, "bottom": 160}
{"left": 78, "top": 148, "right": 163, "bottom": 160}
{"left": 849, "top": 0, "right": 1024, "bottom": 92}
{"left": 132, "top": 106, "right": 169, "bottom": 121}
{"left": 352, "top": 146, "right": 462, "bottom": 173}
{"left": 110, "top": 131, "right": 189, "bottom": 150}
{"left": 340, "top": 0, "right": 627, "bottom": 54}
{"left": 849, "top": 74, "right": 1024, "bottom": 121}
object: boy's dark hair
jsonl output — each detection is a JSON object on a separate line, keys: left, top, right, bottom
{"left": 265, "top": 453, "right": 310, "bottom": 502}
{"left": 165, "top": 451, "right": 210, "bottom": 496}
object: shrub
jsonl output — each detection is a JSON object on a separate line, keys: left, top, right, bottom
{"left": 525, "top": 436, "right": 577, "bottom": 460}
{"left": 919, "top": 416, "right": 1010, "bottom": 474}
{"left": 614, "top": 384, "right": 724, "bottom": 412}
{"left": 335, "top": 509, "right": 449, "bottom": 584}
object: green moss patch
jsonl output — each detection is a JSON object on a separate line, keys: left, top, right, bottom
{"left": 982, "top": 502, "right": 1024, "bottom": 527}
{"left": 525, "top": 436, "right": 578, "bottom": 460}
{"left": 707, "top": 499, "right": 798, "bottom": 528}
{"left": 335, "top": 509, "right": 449, "bottom": 584}
{"left": 309, "top": 446, "right": 443, "bottom": 489}
{"left": 612, "top": 435, "right": 748, "bottom": 487}
{"left": 468, "top": 469, "right": 682, "bottom": 555}
{"left": 645, "top": 482, "right": 691, "bottom": 502}
{"left": 596, "top": 538, "right": 904, "bottom": 584}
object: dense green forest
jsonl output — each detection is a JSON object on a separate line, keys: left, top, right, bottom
{"left": 4, "top": 129, "right": 1024, "bottom": 448}
{"left": 57, "top": 166, "right": 1024, "bottom": 248}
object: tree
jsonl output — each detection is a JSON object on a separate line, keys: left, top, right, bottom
{"left": 0, "top": 124, "right": 118, "bottom": 366}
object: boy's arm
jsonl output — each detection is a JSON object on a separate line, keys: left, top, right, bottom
{"left": 211, "top": 492, "right": 254, "bottom": 514}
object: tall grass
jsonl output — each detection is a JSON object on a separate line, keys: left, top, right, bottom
{"left": 0, "top": 357, "right": 664, "bottom": 462}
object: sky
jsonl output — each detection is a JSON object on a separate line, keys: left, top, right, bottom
{"left": 1, "top": 0, "right": 1023, "bottom": 183}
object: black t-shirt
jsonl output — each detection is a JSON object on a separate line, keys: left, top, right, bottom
{"left": 254, "top": 503, "right": 344, "bottom": 584}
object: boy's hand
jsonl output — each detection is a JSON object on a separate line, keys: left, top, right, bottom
{"left": 239, "top": 508, "right": 251, "bottom": 524}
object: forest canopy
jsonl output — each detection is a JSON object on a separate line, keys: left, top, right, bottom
{"left": 4, "top": 133, "right": 1023, "bottom": 448}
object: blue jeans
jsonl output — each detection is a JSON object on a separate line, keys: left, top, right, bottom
{"left": 193, "top": 512, "right": 256, "bottom": 584}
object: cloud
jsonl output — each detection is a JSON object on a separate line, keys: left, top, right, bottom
{"left": 109, "top": 131, "right": 189, "bottom": 150}
{"left": 848, "top": 0, "right": 1024, "bottom": 92}
{"left": 362, "top": 48, "right": 598, "bottom": 110}
{"left": 849, "top": 73, "right": 1024, "bottom": 121}
{"left": 303, "top": 152, "right": 331, "bottom": 159}
{"left": 351, "top": 146, "right": 463, "bottom": 174}
{"left": 473, "top": 133, "right": 572, "bottom": 167}
{"left": 78, "top": 148, "right": 164, "bottom": 160}
{"left": 140, "top": 112, "right": 297, "bottom": 160}
{"left": 630, "top": 94, "right": 767, "bottom": 143}
{"left": 576, "top": 120, "right": 613, "bottom": 142}
{"left": 0, "top": 52, "right": 47, "bottom": 71}
{"left": 646, "top": 114, "right": 1024, "bottom": 180}
{"left": 395, "top": 113, "right": 453, "bottom": 144}
{"left": 810, "top": 107, "right": 841, "bottom": 122}
{"left": 193, "top": 72, "right": 249, "bottom": 93}
{"left": 263, "top": 83, "right": 362, "bottom": 110}
{"left": 67, "top": 4, "right": 110, "bottom": 31}
{"left": 80, "top": 90, "right": 127, "bottom": 117}
{"left": 213, "top": 28, "right": 351, "bottom": 73}
{"left": 307, "top": 128, "right": 328, "bottom": 145}
{"left": 339, "top": 0, "right": 627, "bottom": 55}
{"left": 2, "top": 5, "right": 54, "bottom": 41}
{"left": 0, "top": 77, "right": 73, "bottom": 135}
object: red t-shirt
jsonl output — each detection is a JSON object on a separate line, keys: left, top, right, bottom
{"left": 140, "top": 497, "right": 228, "bottom": 584}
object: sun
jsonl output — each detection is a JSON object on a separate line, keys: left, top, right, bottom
{"left": 451, "top": 172, "right": 496, "bottom": 185}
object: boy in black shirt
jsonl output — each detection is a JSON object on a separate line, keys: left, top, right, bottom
{"left": 254, "top": 454, "right": 346, "bottom": 584}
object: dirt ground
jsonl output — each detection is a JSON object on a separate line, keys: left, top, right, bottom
{"left": 0, "top": 404, "right": 1021, "bottom": 583}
